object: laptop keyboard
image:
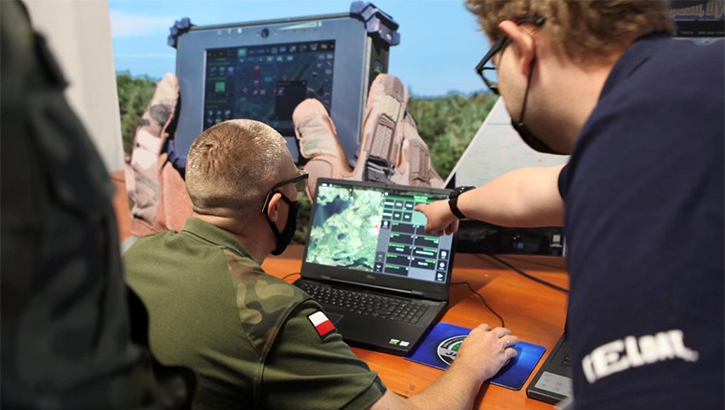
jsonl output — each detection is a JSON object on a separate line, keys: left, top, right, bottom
{"left": 298, "top": 282, "right": 429, "bottom": 324}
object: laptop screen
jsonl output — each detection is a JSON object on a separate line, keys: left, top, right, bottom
{"left": 305, "top": 179, "right": 454, "bottom": 284}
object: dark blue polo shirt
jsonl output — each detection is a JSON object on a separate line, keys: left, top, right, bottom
{"left": 559, "top": 34, "right": 724, "bottom": 409}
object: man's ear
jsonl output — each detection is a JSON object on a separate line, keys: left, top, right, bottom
{"left": 498, "top": 20, "right": 536, "bottom": 76}
{"left": 266, "top": 192, "right": 283, "bottom": 223}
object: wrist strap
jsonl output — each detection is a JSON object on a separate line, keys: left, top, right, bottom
{"left": 449, "top": 196, "right": 467, "bottom": 219}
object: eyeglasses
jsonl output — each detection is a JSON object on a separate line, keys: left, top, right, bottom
{"left": 270, "top": 169, "right": 309, "bottom": 193}
{"left": 262, "top": 169, "right": 309, "bottom": 211}
{"left": 475, "top": 16, "right": 546, "bottom": 95}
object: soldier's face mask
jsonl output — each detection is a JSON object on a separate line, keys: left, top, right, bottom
{"left": 262, "top": 170, "right": 308, "bottom": 255}
{"left": 510, "top": 64, "right": 562, "bottom": 154}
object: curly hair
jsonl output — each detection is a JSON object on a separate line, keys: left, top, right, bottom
{"left": 466, "top": 0, "right": 675, "bottom": 63}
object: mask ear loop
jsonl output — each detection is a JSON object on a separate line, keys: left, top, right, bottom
{"left": 265, "top": 191, "right": 297, "bottom": 255}
{"left": 516, "top": 18, "right": 544, "bottom": 123}
{"left": 517, "top": 53, "right": 535, "bottom": 124}
{"left": 263, "top": 190, "right": 293, "bottom": 243}
{"left": 511, "top": 48, "right": 560, "bottom": 154}
{"left": 262, "top": 191, "right": 280, "bottom": 238}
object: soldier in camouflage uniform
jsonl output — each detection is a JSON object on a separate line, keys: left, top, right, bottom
{"left": 0, "top": 1, "right": 191, "bottom": 408}
{"left": 125, "top": 119, "right": 519, "bottom": 410}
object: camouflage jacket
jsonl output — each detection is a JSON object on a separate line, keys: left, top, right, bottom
{"left": 124, "top": 217, "right": 386, "bottom": 410}
{"left": 1, "top": 1, "right": 191, "bottom": 409}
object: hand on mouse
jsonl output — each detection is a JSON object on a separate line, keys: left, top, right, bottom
{"left": 451, "top": 324, "right": 520, "bottom": 382}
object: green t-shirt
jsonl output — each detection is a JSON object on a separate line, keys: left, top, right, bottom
{"left": 125, "top": 217, "right": 385, "bottom": 410}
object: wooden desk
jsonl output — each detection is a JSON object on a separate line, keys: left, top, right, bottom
{"left": 262, "top": 245, "right": 569, "bottom": 410}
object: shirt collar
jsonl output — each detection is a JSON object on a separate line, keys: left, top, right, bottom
{"left": 181, "top": 217, "right": 253, "bottom": 259}
{"left": 599, "top": 32, "right": 671, "bottom": 101}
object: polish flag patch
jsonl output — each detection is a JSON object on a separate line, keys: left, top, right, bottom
{"left": 308, "top": 311, "right": 335, "bottom": 339}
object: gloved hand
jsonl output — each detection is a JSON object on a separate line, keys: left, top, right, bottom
{"left": 126, "top": 73, "right": 192, "bottom": 237}
{"left": 293, "top": 74, "right": 443, "bottom": 200}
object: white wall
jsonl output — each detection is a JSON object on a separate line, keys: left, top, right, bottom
{"left": 446, "top": 98, "right": 568, "bottom": 188}
{"left": 24, "top": 0, "right": 124, "bottom": 172}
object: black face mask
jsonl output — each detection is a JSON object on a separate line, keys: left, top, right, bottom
{"left": 264, "top": 191, "right": 298, "bottom": 256}
{"left": 511, "top": 64, "right": 564, "bottom": 155}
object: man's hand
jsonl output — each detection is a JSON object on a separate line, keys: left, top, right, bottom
{"left": 453, "top": 324, "right": 519, "bottom": 382}
{"left": 370, "top": 324, "right": 519, "bottom": 410}
{"left": 414, "top": 201, "right": 459, "bottom": 236}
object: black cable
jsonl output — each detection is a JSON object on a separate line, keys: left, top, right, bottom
{"left": 451, "top": 281, "right": 505, "bottom": 328}
{"left": 498, "top": 254, "right": 565, "bottom": 270}
{"left": 282, "top": 272, "right": 301, "bottom": 282}
{"left": 482, "top": 253, "right": 570, "bottom": 294}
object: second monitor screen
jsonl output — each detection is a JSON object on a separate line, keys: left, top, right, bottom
{"left": 204, "top": 40, "right": 336, "bottom": 135}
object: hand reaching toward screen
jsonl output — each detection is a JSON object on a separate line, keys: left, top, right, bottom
{"left": 414, "top": 200, "right": 460, "bottom": 236}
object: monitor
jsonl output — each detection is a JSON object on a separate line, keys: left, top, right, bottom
{"left": 172, "top": 4, "right": 399, "bottom": 165}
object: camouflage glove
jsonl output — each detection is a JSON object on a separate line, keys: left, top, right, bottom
{"left": 126, "top": 73, "right": 192, "bottom": 237}
{"left": 293, "top": 74, "right": 442, "bottom": 200}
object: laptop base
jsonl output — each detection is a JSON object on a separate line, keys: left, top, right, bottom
{"left": 295, "top": 278, "right": 446, "bottom": 355}
{"left": 526, "top": 333, "right": 573, "bottom": 404}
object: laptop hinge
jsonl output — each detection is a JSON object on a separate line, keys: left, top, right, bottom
{"left": 324, "top": 276, "right": 414, "bottom": 295}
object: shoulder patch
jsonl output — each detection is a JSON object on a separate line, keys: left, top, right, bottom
{"left": 307, "top": 311, "right": 336, "bottom": 339}
{"left": 223, "top": 249, "right": 309, "bottom": 357}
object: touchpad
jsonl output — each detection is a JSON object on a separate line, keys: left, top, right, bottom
{"left": 326, "top": 312, "right": 344, "bottom": 325}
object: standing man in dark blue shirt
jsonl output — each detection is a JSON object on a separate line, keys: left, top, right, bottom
{"left": 417, "top": 1, "right": 724, "bottom": 408}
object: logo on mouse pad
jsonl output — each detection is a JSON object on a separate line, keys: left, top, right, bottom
{"left": 437, "top": 335, "right": 467, "bottom": 365}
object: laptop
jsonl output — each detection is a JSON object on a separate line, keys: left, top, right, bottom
{"left": 526, "top": 331, "right": 573, "bottom": 403}
{"left": 294, "top": 178, "right": 455, "bottom": 355}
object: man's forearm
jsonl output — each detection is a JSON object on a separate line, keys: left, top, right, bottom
{"left": 406, "top": 362, "right": 485, "bottom": 410}
{"left": 374, "top": 362, "right": 485, "bottom": 410}
{"left": 456, "top": 165, "right": 565, "bottom": 228}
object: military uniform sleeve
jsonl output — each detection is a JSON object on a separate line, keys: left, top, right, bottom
{"left": 261, "top": 300, "right": 386, "bottom": 410}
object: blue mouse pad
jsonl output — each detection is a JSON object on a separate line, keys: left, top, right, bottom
{"left": 404, "top": 322, "right": 546, "bottom": 390}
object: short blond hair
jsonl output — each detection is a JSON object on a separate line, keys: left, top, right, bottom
{"left": 185, "top": 119, "right": 294, "bottom": 216}
{"left": 466, "top": 0, "right": 675, "bottom": 64}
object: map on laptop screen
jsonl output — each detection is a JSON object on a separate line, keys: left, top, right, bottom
{"left": 306, "top": 181, "right": 453, "bottom": 283}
